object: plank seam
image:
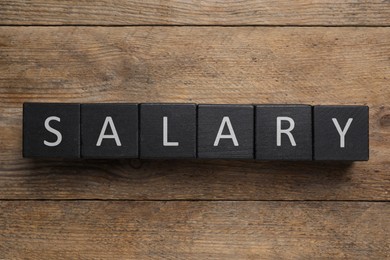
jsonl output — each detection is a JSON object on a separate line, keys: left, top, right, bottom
{"left": 0, "top": 199, "right": 388, "bottom": 202}
{"left": 0, "top": 24, "right": 390, "bottom": 27}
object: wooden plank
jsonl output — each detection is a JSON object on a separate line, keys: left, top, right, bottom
{"left": 0, "top": 27, "right": 389, "bottom": 200}
{"left": 1, "top": 0, "right": 390, "bottom": 26}
{"left": 0, "top": 201, "right": 388, "bottom": 258}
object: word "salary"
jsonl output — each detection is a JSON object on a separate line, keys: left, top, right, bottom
{"left": 23, "top": 103, "right": 369, "bottom": 161}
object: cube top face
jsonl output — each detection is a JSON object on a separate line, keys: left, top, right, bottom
{"left": 81, "top": 103, "right": 138, "bottom": 158}
{"left": 140, "top": 103, "right": 196, "bottom": 159}
{"left": 314, "top": 105, "right": 369, "bottom": 161}
{"left": 23, "top": 103, "right": 80, "bottom": 158}
{"left": 197, "top": 104, "right": 254, "bottom": 159}
{"left": 256, "top": 105, "right": 312, "bottom": 161}
{"left": 22, "top": 102, "right": 370, "bottom": 161}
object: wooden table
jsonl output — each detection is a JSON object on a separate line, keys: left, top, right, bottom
{"left": 0, "top": 1, "right": 389, "bottom": 258}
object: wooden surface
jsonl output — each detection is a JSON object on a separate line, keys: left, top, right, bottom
{"left": 1, "top": 0, "right": 390, "bottom": 25}
{"left": 0, "top": 201, "right": 389, "bottom": 259}
{"left": 0, "top": 27, "right": 389, "bottom": 200}
{"left": 0, "top": 1, "right": 389, "bottom": 259}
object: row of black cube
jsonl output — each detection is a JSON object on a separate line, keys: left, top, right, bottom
{"left": 23, "top": 103, "right": 369, "bottom": 160}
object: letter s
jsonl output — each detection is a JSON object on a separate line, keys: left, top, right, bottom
{"left": 43, "top": 116, "right": 62, "bottom": 147}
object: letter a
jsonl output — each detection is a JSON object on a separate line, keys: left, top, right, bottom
{"left": 214, "top": 116, "right": 239, "bottom": 146}
{"left": 96, "top": 116, "right": 122, "bottom": 146}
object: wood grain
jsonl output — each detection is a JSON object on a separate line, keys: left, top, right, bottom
{"left": 0, "top": 201, "right": 388, "bottom": 259}
{"left": 1, "top": 0, "right": 390, "bottom": 26}
{"left": 0, "top": 3, "right": 389, "bottom": 258}
{"left": 0, "top": 27, "right": 389, "bottom": 200}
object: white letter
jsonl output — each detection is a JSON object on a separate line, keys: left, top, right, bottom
{"left": 96, "top": 116, "right": 121, "bottom": 146}
{"left": 276, "top": 117, "right": 296, "bottom": 146}
{"left": 43, "top": 116, "right": 62, "bottom": 147}
{"left": 214, "top": 116, "right": 239, "bottom": 146}
{"left": 332, "top": 118, "right": 353, "bottom": 148}
{"left": 163, "top": 116, "right": 179, "bottom": 146}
